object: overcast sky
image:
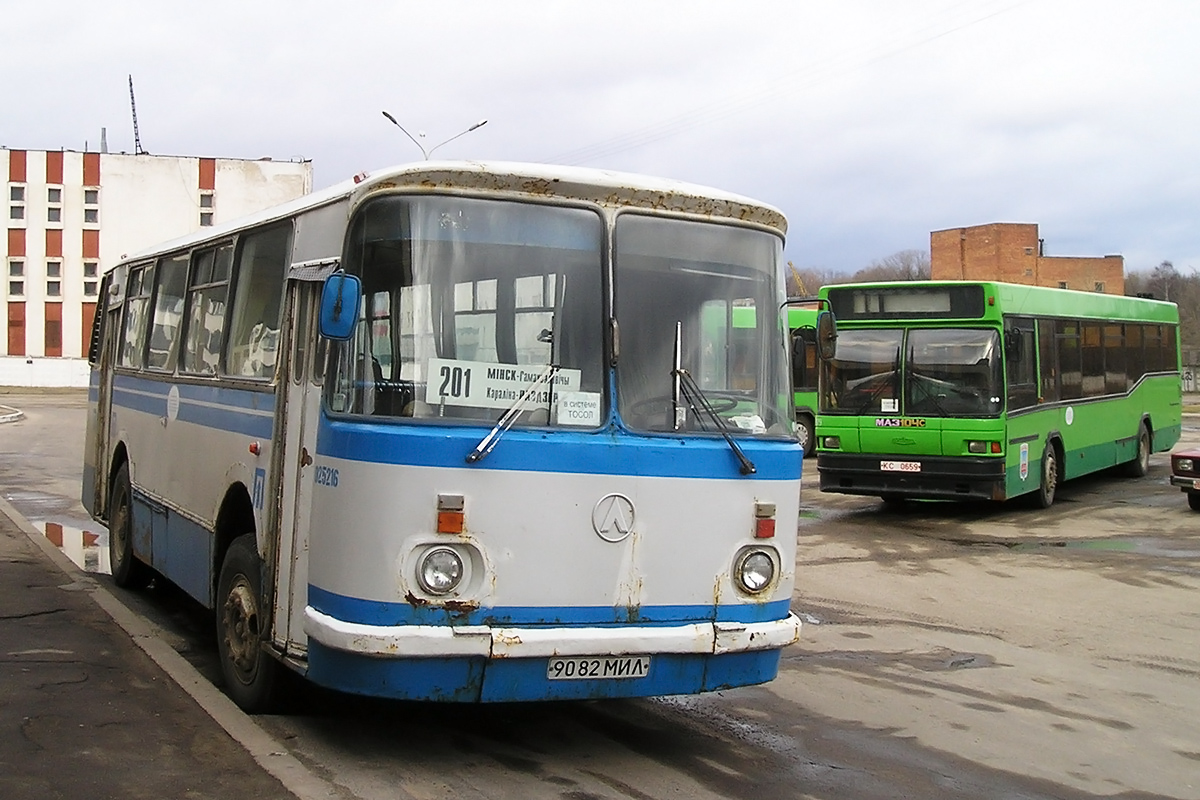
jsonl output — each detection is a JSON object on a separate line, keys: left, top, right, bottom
{"left": 4, "top": 0, "right": 1198, "bottom": 275}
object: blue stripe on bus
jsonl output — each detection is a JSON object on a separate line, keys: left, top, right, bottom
{"left": 110, "top": 374, "right": 275, "bottom": 439}
{"left": 306, "top": 642, "right": 782, "bottom": 702}
{"left": 316, "top": 415, "right": 803, "bottom": 480}
{"left": 308, "top": 584, "right": 792, "bottom": 627}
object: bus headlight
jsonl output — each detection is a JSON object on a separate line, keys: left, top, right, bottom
{"left": 417, "top": 547, "right": 464, "bottom": 595}
{"left": 734, "top": 549, "right": 776, "bottom": 594}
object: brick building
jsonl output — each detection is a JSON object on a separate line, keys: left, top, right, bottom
{"left": 3, "top": 148, "right": 312, "bottom": 386}
{"left": 930, "top": 222, "right": 1124, "bottom": 295}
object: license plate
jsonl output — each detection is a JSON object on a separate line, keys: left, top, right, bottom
{"left": 881, "top": 460, "right": 921, "bottom": 473}
{"left": 547, "top": 655, "right": 651, "bottom": 680}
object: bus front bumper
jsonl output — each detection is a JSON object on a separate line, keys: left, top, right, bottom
{"left": 817, "top": 452, "right": 1007, "bottom": 502}
{"left": 304, "top": 606, "right": 802, "bottom": 659}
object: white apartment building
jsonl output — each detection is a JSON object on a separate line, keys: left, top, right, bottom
{"left": 2, "top": 148, "right": 313, "bottom": 386}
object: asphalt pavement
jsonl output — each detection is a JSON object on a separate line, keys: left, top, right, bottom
{"left": 0, "top": 496, "right": 311, "bottom": 800}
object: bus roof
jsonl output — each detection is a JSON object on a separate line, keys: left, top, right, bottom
{"left": 117, "top": 160, "right": 787, "bottom": 268}
{"left": 820, "top": 280, "right": 1179, "bottom": 324}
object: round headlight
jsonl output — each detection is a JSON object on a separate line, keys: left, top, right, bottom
{"left": 736, "top": 550, "right": 776, "bottom": 594}
{"left": 418, "top": 547, "right": 464, "bottom": 595}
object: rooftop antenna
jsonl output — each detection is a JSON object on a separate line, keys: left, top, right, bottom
{"left": 128, "top": 75, "right": 146, "bottom": 155}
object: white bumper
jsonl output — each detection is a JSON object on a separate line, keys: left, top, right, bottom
{"left": 305, "top": 606, "right": 801, "bottom": 659}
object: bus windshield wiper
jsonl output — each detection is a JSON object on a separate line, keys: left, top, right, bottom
{"left": 853, "top": 348, "right": 901, "bottom": 416}
{"left": 674, "top": 367, "right": 757, "bottom": 476}
{"left": 466, "top": 363, "right": 559, "bottom": 464}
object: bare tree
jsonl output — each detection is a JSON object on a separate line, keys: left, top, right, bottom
{"left": 851, "top": 249, "right": 931, "bottom": 282}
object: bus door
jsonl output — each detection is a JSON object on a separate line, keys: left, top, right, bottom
{"left": 272, "top": 279, "right": 322, "bottom": 657}
{"left": 85, "top": 273, "right": 123, "bottom": 517}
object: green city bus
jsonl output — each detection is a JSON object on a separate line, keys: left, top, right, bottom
{"left": 815, "top": 281, "right": 1182, "bottom": 506}
{"left": 728, "top": 305, "right": 820, "bottom": 455}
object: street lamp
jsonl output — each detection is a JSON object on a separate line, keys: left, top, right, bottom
{"left": 381, "top": 111, "right": 488, "bottom": 160}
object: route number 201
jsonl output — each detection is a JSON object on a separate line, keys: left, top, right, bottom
{"left": 438, "top": 365, "right": 472, "bottom": 398}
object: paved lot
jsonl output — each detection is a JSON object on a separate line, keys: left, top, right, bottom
{"left": 4, "top": 390, "right": 1200, "bottom": 799}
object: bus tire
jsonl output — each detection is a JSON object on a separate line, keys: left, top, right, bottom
{"left": 109, "top": 463, "right": 152, "bottom": 589}
{"left": 216, "top": 534, "right": 280, "bottom": 714}
{"left": 796, "top": 414, "right": 815, "bottom": 457}
{"left": 1124, "top": 424, "right": 1151, "bottom": 478}
{"left": 1034, "top": 443, "right": 1058, "bottom": 508}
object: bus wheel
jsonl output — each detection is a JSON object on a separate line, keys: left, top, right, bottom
{"left": 796, "top": 415, "right": 815, "bottom": 457}
{"left": 108, "top": 463, "right": 151, "bottom": 589}
{"left": 1035, "top": 444, "right": 1058, "bottom": 508}
{"left": 216, "top": 534, "right": 280, "bottom": 713}
{"left": 1124, "top": 424, "right": 1151, "bottom": 478}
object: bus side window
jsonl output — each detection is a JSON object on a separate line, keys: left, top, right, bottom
{"left": 119, "top": 263, "right": 154, "bottom": 369}
{"left": 146, "top": 254, "right": 189, "bottom": 373}
{"left": 182, "top": 244, "right": 232, "bottom": 376}
{"left": 226, "top": 225, "right": 290, "bottom": 380}
{"left": 1004, "top": 318, "right": 1037, "bottom": 410}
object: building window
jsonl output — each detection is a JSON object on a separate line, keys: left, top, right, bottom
{"left": 84, "top": 208, "right": 98, "bottom": 223}
{"left": 84, "top": 189, "right": 99, "bottom": 205}
{"left": 47, "top": 207, "right": 61, "bottom": 223}
{"left": 10, "top": 186, "right": 24, "bottom": 202}
{"left": 200, "top": 193, "right": 214, "bottom": 208}
{"left": 83, "top": 262, "right": 98, "bottom": 278}
{"left": 1058, "top": 281, "right": 1069, "bottom": 289}
{"left": 47, "top": 187, "right": 62, "bottom": 203}
{"left": 47, "top": 261, "right": 62, "bottom": 278}
{"left": 1094, "top": 282, "right": 1105, "bottom": 293}
{"left": 84, "top": 281, "right": 99, "bottom": 297}
{"left": 8, "top": 281, "right": 23, "bottom": 297}
{"left": 200, "top": 212, "right": 214, "bottom": 226}
{"left": 8, "top": 260, "right": 23, "bottom": 278}
{"left": 47, "top": 280, "right": 61, "bottom": 297}
{"left": 9, "top": 205, "right": 23, "bottom": 220}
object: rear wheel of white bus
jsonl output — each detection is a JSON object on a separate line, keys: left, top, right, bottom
{"left": 109, "top": 463, "right": 152, "bottom": 589}
{"left": 217, "top": 534, "right": 280, "bottom": 713}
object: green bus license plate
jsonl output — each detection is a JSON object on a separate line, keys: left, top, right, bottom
{"left": 547, "top": 656, "right": 651, "bottom": 680}
{"left": 881, "top": 460, "right": 921, "bottom": 472}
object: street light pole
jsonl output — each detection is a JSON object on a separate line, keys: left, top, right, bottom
{"left": 381, "top": 111, "right": 488, "bottom": 160}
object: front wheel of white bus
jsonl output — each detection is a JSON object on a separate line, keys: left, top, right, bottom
{"left": 217, "top": 534, "right": 280, "bottom": 713}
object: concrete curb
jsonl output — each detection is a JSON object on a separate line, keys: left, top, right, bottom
{"left": 0, "top": 405, "right": 23, "bottom": 423}
{"left": 0, "top": 496, "right": 342, "bottom": 800}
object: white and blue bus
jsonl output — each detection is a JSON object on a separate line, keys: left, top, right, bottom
{"left": 83, "top": 161, "right": 806, "bottom": 712}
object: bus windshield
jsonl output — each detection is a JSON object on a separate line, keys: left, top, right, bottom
{"left": 614, "top": 215, "right": 792, "bottom": 437}
{"left": 331, "top": 195, "right": 604, "bottom": 424}
{"left": 906, "top": 327, "right": 1002, "bottom": 417}
{"left": 822, "top": 327, "right": 1002, "bottom": 418}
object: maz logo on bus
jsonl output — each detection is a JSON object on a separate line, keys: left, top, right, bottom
{"left": 875, "top": 418, "right": 927, "bottom": 428}
{"left": 314, "top": 465, "right": 340, "bottom": 487}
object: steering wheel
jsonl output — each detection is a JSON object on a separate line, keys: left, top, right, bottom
{"left": 628, "top": 393, "right": 740, "bottom": 419}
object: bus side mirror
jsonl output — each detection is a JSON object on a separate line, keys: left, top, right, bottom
{"left": 319, "top": 273, "right": 361, "bottom": 340}
{"left": 816, "top": 310, "right": 837, "bottom": 360}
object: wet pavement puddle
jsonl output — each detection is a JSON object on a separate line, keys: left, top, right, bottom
{"left": 38, "top": 520, "right": 111, "bottom": 575}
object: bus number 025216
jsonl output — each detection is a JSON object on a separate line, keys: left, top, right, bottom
{"left": 439, "top": 365, "right": 472, "bottom": 398}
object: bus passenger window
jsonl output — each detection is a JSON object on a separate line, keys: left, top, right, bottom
{"left": 119, "top": 264, "right": 154, "bottom": 368}
{"left": 183, "top": 244, "right": 232, "bottom": 375}
{"left": 146, "top": 254, "right": 188, "bottom": 372}
{"left": 226, "top": 225, "right": 290, "bottom": 380}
